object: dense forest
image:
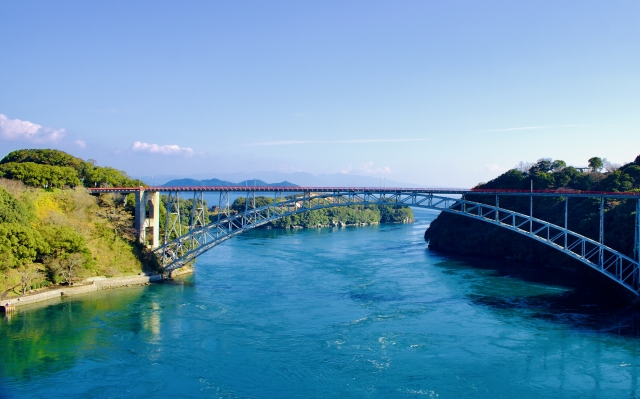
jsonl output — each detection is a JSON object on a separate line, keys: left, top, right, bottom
{"left": 425, "top": 156, "right": 640, "bottom": 270}
{"left": 0, "top": 149, "right": 414, "bottom": 298}
{"left": 0, "top": 148, "right": 145, "bottom": 188}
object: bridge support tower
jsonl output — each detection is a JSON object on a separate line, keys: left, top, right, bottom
{"left": 135, "top": 190, "right": 160, "bottom": 249}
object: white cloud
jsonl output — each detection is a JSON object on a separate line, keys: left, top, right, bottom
{"left": 131, "top": 141, "right": 196, "bottom": 156}
{"left": 241, "top": 138, "right": 426, "bottom": 146}
{"left": 75, "top": 140, "right": 86, "bottom": 148}
{"left": 0, "top": 114, "right": 66, "bottom": 143}
{"left": 342, "top": 162, "right": 391, "bottom": 175}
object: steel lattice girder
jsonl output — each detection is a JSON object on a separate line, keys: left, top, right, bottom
{"left": 151, "top": 190, "right": 640, "bottom": 296}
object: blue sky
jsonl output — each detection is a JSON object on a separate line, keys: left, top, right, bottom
{"left": 1, "top": 1, "right": 638, "bottom": 187}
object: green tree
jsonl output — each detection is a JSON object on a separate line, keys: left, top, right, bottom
{"left": 0, "top": 162, "right": 81, "bottom": 188}
{"left": 0, "top": 223, "right": 47, "bottom": 269}
{"left": 529, "top": 158, "right": 553, "bottom": 174}
{"left": 531, "top": 172, "right": 556, "bottom": 190}
{"left": 85, "top": 166, "right": 145, "bottom": 188}
{"left": 0, "top": 149, "right": 86, "bottom": 169}
{"left": 38, "top": 224, "right": 93, "bottom": 284}
{"left": 620, "top": 164, "right": 640, "bottom": 185}
{"left": 0, "top": 148, "right": 145, "bottom": 188}
{"left": 231, "top": 196, "right": 274, "bottom": 214}
{"left": 0, "top": 187, "right": 32, "bottom": 224}
{"left": 38, "top": 225, "right": 91, "bottom": 261}
{"left": 588, "top": 157, "right": 604, "bottom": 173}
{"left": 379, "top": 205, "right": 414, "bottom": 223}
{"left": 551, "top": 160, "right": 567, "bottom": 172}
{"left": 426, "top": 153, "right": 640, "bottom": 269}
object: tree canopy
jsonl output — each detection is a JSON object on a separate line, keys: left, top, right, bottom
{"left": 1, "top": 149, "right": 87, "bottom": 169}
{"left": 588, "top": 157, "right": 604, "bottom": 173}
{"left": 0, "top": 162, "right": 81, "bottom": 188}
{"left": 479, "top": 156, "right": 640, "bottom": 193}
{"left": 0, "top": 150, "right": 153, "bottom": 296}
{"left": 227, "top": 196, "right": 413, "bottom": 229}
{"left": 426, "top": 153, "right": 640, "bottom": 272}
{"left": 0, "top": 187, "right": 32, "bottom": 224}
{"left": 0, "top": 223, "right": 47, "bottom": 269}
{"left": 0, "top": 149, "right": 145, "bottom": 188}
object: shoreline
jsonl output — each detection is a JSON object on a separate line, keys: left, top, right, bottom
{"left": 266, "top": 219, "right": 415, "bottom": 229}
{"left": 170, "top": 265, "right": 195, "bottom": 277}
{"left": 1, "top": 273, "right": 163, "bottom": 311}
{"left": 1, "top": 264, "right": 198, "bottom": 312}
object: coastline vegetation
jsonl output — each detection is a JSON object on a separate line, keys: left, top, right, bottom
{"left": 425, "top": 155, "right": 640, "bottom": 269}
{"left": 229, "top": 196, "right": 414, "bottom": 228}
{"left": 0, "top": 149, "right": 151, "bottom": 300}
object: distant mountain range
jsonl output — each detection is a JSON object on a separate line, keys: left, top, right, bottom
{"left": 162, "top": 178, "right": 298, "bottom": 187}
{"left": 141, "top": 171, "right": 431, "bottom": 188}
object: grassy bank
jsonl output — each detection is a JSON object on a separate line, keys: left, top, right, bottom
{"left": 0, "top": 178, "right": 155, "bottom": 299}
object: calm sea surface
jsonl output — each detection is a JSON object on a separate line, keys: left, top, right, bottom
{"left": 2, "top": 209, "right": 640, "bottom": 398}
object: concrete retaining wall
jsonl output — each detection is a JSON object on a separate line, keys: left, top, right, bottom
{"left": 3, "top": 274, "right": 163, "bottom": 308}
{"left": 170, "top": 265, "right": 194, "bottom": 277}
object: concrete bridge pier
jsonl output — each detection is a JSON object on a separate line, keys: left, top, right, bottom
{"left": 135, "top": 190, "right": 160, "bottom": 249}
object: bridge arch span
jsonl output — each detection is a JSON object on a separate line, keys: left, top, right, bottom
{"left": 152, "top": 190, "right": 640, "bottom": 296}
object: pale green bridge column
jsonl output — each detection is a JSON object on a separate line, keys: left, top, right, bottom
{"left": 135, "top": 190, "right": 160, "bottom": 249}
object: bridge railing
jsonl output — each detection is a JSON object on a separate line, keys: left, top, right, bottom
{"left": 470, "top": 188, "right": 640, "bottom": 197}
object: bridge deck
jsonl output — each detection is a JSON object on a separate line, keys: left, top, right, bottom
{"left": 88, "top": 186, "right": 640, "bottom": 199}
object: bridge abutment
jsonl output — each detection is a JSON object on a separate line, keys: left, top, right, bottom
{"left": 135, "top": 190, "right": 160, "bottom": 249}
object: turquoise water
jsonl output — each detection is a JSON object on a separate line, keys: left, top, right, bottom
{"left": 2, "top": 209, "right": 640, "bottom": 398}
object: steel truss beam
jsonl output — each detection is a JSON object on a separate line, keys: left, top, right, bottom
{"left": 152, "top": 189, "right": 640, "bottom": 296}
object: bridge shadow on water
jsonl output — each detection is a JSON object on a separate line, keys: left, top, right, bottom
{"left": 433, "top": 254, "right": 640, "bottom": 339}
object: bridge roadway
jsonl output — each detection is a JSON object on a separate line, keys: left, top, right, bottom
{"left": 89, "top": 186, "right": 640, "bottom": 199}
{"left": 87, "top": 186, "right": 640, "bottom": 297}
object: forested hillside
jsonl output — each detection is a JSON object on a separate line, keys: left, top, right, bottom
{"left": 0, "top": 149, "right": 152, "bottom": 299}
{"left": 0, "top": 148, "right": 144, "bottom": 188}
{"left": 425, "top": 156, "right": 640, "bottom": 268}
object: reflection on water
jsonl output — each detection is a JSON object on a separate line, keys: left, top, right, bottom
{"left": 1, "top": 209, "right": 640, "bottom": 398}
{"left": 0, "top": 287, "right": 148, "bottom": 382}
{"left": 434, "top": 257, "right": 640, "bottom": 338}
{"left": 142, "top": 302, "right": 161, "bottom": 342}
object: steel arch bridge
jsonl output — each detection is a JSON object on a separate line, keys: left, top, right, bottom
{"left": 89, "top": 186, "right": 640, "bottom": 297}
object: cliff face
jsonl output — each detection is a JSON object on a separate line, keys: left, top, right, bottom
{"left": 424, "top": 156, "right": 640, "bottom": 270}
